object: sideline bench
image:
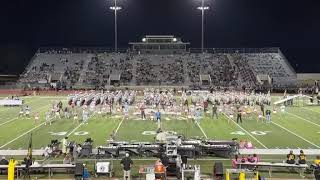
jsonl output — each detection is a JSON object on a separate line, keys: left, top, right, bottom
{"left": 0, "top": 164, "right": 75, "bottom": 179}
{"left": 237, "top": 162, "right": 308, "bottom": 177}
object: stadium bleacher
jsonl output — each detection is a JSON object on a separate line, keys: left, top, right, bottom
{"left": 18, "top": 48, "right": 297, "bottom": 90}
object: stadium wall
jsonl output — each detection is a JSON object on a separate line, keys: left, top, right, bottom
{"left": 297, "top": 73, "right": 320, "bottom": 86}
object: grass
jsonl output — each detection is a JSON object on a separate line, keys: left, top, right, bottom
{"left": 0, "top": 95, "right": 320, "bottom": 179}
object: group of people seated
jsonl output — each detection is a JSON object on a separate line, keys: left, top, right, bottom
{"left": 286, "top": 150, "right": 307, "bottom": 165}
{"left": 232, "top": 154, "right": 260, "bottom": 168}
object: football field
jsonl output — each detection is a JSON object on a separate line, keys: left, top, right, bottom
{"left": 0, "top": 95, "right": 320, "bottom": 150}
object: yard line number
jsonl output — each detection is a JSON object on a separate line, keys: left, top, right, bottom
{"left": 230, "top": 131, "right": 271, "bottom": 136}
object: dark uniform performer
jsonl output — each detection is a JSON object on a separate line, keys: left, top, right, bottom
{"left": 212, "top": 105, "right": 218, "bottom": 119}
{"left": 286, "top": 150, "right": 296, "bottom": 164}
{"left": 298, "top": 150, "right": 306, "bottom": 164}
{"left": 120, "top": 153, "right": 133, "bottom": 180}
{"left": 23, "top": 155, "right": 32, "bottom": 180}
{"left": 236, "top": 107, "right": 242, "bottom": 123}
{"left": 260, "top": 104, "right": 265, "bottom": 116}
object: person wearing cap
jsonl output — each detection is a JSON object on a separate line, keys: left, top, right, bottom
{"left": 120, "top": 153, "right": 133, "bottom": 180}
{"left": 0, "top": 156, "right": 8, "bottom": 174}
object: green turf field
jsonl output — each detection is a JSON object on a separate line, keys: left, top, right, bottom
{"left": 0, "top": 95, "right": 320, "bottom": 150}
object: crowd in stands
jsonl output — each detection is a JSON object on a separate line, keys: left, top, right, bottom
{"left": 19, "top": 49, "right": 298, "bottom": 91}
{"left": 135, "top": 55, "right": 185, "bottom": 85}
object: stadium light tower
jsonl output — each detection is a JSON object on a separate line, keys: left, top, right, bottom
{"left": 197, "top": 0, "right": 209, "bottom": 53}
{"left": 110, "top": 0, "right": 122, "bottom": 52}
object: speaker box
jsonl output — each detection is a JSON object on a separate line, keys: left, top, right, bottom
{"left": 214, "top": 162, "right": 224, "bottom": 176}
{"left": 75, "top": 163, "right": 84, "bottom": 176}
{"left": 315, "top": 168, "right": 320, "bottom": 180}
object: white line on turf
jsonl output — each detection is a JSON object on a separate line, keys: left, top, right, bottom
{"left": 0, "top": 117, "right": 18, "bottom": 126}
{"left": 67, "top": 122, "right": 84, "bottom": 137}
{"left": 0, "top": 104, "right": 52, "bottom": 127}
{"left": 114, "top": 119, "right": 124, "bottom": 135}
{"left": 271, "top": 121, "right": 320, "bottom": 148}
{"left": 195, "top": 122, "right": 208, "bottom": 139}
{"left": 222, "top": 113, "right": 268, "bottom": 149}
{"left": 285, "top": 111, "right": 320, "bottom": 127}
{"left": 231, "top": 120, "right": 268, "bottom": 149}
{"left": 66, "top": 113, "right": 96, "bottom": 137}
{"left": 0, "top": 122, "right": 46, "bottom": 149}
{"left": 302, "top": 107, "right": 320, "bottom": 115}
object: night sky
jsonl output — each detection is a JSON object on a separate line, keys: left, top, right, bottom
{"left": 1, "top": 0, "right": 320, "bottom": 74}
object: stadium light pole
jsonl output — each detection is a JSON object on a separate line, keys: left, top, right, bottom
{"left": 110, "top": 0, "right": 122, "bottom": 52}
{"left": 197, "top": 0, "right": 209, "bottom": 53}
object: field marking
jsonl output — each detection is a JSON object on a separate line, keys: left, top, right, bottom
{"left": 66, "top": 123, "right": 84, "bottom": 137}
{"left": 285, "top": 111, "right": 320, "bottom": 128}
{"left": 195, "top": 122, "right": 208, "bottom": 139}
{"left": 0, "top": 117, "right": 18, "bottom": 127}
{"left": 0, "top": 103, "right": 54, "bottom": 127}
{"left": 221, "top": 113, "right": 268, "bottom": 149}
{"left": 231, "top": 121, "right": 268, "bottom": 149}
{"left": 114, "top": 119, "right": 124, "bottom": 135}
{"left": 66, "top": 113, "right": 97, "bottom": 137}
{"left": 302, "top": 107, "right": 320, "bottom": 115}
{"left": 271, "top": 121, "right": 320, "bottom": 148}
{"left": 0, "top": 122, "right": 46, "bottom": 149}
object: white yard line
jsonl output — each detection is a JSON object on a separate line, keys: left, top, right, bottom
{"left": 114, "top": 119, "right": 124, "bottom": 135}
{"left": 195, "top": 122, "right": 208, "bottom": 139}
{"left": 285, "top": 111, "right": 320, "bottom": 128}
{"left": 0, "top": 104, "right": 50, "bottom": 127}
{"left": 222, "top": 113, "right": 268, "bottom": 149}
{"left": 271, "top": 121, "right": 320, "bottom": 148}
{"left": 0, "top": 117, "right": 18, "bottom": 126}
{"left": 67, "top": 122, "right": 84, "bottom": 137}
{"left": 0, "top": 122, "right": 46, "bottom": 149}
{"left": 231, "top": 120, "right": 268, "bottom": 149}
{"left": 302, "top": 107, "right": 320, "bottom": 115}
{"left": 66, "top": 113, "right": 96, "bottom": 137}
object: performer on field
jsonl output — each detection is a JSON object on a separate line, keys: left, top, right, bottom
{"left": 25, "top": 105, "right": 30, "bottom": 118}
{"left": 34, "top": 112, "right": 39, "bottom": 124}
{"left": 45, "top": 111, "right": 51, "bottom": 125}
{"left": 19, "top": 107, "right": 24, "bottom": 118}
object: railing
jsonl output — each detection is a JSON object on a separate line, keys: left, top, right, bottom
{"left": 38, "top": 47, "right": 129, "bottom": 54}
{"left": 37, "top": 47, "right": 280, "bottom": 54}
{"left": 189, "top": 47, "right": 279, "bottom": 54}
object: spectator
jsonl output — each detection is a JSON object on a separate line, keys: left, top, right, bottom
{"left": 0, "top": 157, "right": 9, "bottom": 174}
{"left": 314, "top": 155, "right": 320, "bottom": 166}
{"left": 231, "top": 155, "right": 239, "bottom": 168}
{"left": 63, "top": 153, "right": 72, "bottom": 164}
{"left": 0, "top": 157, "right": 8, "bottom": 165}
{"left": 298, "top": 150, "right": 306, "bottom": 164}
{"left": 286, "top": 150, "right": 296, "bottom": 164}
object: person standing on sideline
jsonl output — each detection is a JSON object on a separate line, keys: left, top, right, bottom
{"left": 212, "top": 104, "right": 218, "bottom": 119}
{"left": 265, "top": 109, "right": 271, "bottom": 123}
{"left": 120, "top": 153, "right": 133, "bottom": 180}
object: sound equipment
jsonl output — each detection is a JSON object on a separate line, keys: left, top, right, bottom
{"left": 75, "top": 163, "right": 84, "bottom": 176}
{"left": 96, "top": 162, "right": 111, "bottom": 174}
{"left": 214, "top": 162, "right": 224, "bottom": 177}
{"left": 314, "top": 168, "right": 320, "bottom": 180}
